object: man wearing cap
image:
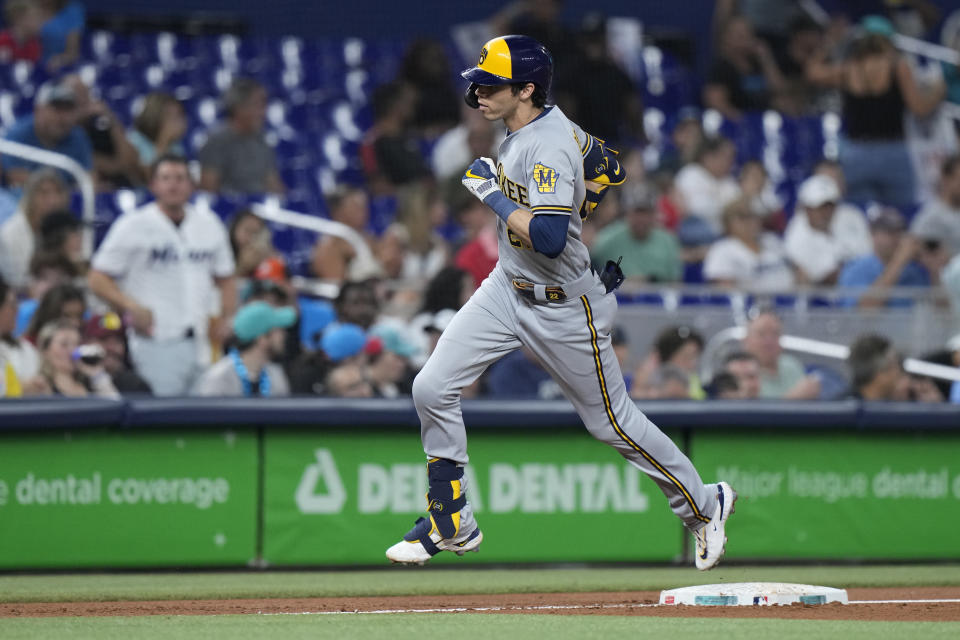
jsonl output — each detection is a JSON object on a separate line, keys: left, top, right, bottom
{"left": 838, "top": 206, "right": 930, "bottom": 307}
{"left": 1, "top": 80, "right": 92, "bottom": 188}
{"left": 810, "top": 159, "right": 873, "bottom": 258}
{"left": 193, "top": 301, "right": 294, "bottom": 397}
{"left": 83, "top": 313, "right": 151, "bottom": 394}
{"left": 591, "top": 182, "right": 681, "bottom": 283}
{"left": 784, "top": 174, "right": 871, "bottom": 284}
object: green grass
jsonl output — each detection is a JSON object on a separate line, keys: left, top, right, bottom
{"left": 0, "top": 614, "right": 957, "bottom": 640}
{"left": 1, "top": 565, "right": 959, "bottom": 603}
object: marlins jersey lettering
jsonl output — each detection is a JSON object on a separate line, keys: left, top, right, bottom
{"left": 91, "top": 203, "right": 234, "bottom": 341}
{"left": 495, "top": 106, "right": 589, "bottom": 284}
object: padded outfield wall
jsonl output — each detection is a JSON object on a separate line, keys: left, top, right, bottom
{"left": 0, "top": 398, "right": 958, "bottom": 569}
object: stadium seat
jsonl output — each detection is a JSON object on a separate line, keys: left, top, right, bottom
{"left": 58, "top": 28, "right": 887, "bottom": 305}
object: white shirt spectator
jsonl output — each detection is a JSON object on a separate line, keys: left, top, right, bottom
{"left": 785, "top": 174, "right": 872, "bottom": 282}
{"left": 704, "top": 233, "right": 795, "bottom": 292}
{"left": 784, "top": 213, "right": 844, "bottom": 283}
{"left": 91, "top": 202, "right": 234, "bottom": 342}
{"left": 784, "top": 207, "right": 871, "bottom": 282}
{"left": 674, "top": 163, "right": 741, "bottom": 234}
{"left": 0, "top": 211, "right": 34, "bottom": 288}
{"left": 831, "top": 203, "right": 873, "bottom": 258}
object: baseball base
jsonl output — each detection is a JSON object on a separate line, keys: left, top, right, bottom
{"left": 659, "top": 582, "right": 849, "bottom": 606}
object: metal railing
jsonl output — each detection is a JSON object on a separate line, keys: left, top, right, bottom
{"left": 251, "top": 197, "right": 375, "bottom": 299}
{"left": 0, "top": 139, "right": 95, "bottom": 256}
{"left": 892, "top": 33, "right": 959, "bottom": 66}
{"left": 615, "top": 281, "right": 951, "bottom": 309}
{"left": 702, "top": 327, "right": 960, "bottom": 384}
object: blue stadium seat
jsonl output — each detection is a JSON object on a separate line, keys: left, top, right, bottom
{"left": 367, "top": 195, "right": 398, "bottom": 236}
{"left": 65, "top": 28, "right": 893, "bottom": 302}
{"left": 682, "top": 261, "right": 705, "bottom": 285}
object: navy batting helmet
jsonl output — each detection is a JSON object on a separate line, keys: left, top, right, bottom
{"left": 461, "top": 35, "right": 553, "bottom": 108}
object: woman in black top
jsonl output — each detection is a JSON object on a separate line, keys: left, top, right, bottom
{"left": 807, "top": 26, "right": 945, "bottom": 211}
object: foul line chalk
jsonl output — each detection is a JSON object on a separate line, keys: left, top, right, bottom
{"left": 259, "top": 603, "right": 660, "bottom": 616}
{"left": 257, "top": 598, "right": 960, "bottom": 616}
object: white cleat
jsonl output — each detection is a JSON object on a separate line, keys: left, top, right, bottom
{"left": 385, "top": 539, "right": 433, "bottom": 566}
{"left": 693, "top": 481, "right": 737, "bottom": 571}
{"left": 386, "top": 517, "right": 483, "bottom": 565}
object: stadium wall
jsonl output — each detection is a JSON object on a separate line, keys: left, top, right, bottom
{"left": 0, "top": 398, "right": 958, "bottom": 569}
{"left": 81, "top": 0, "right": 717, "bottom": 39}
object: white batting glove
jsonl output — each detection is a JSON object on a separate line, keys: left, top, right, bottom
{"left": 461, "top": 157, "right": 499, "bottom": 202}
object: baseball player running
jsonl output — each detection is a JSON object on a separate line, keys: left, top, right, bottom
{"left": 386, "top": 35, "right": 735, "bottom": 570}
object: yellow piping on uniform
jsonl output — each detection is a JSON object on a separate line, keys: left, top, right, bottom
{"left": 580, "top": 295, "right": 710, "bottom": 524}
{"left": 531, "top": 205, "right": 572, "bottom": 213}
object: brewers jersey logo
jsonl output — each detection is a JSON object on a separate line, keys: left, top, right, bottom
{"left": 533, "top": 162, "right": 558, "bottom": 193}
{"left": 478, "top": 47, "right": 488, "bottom": 64}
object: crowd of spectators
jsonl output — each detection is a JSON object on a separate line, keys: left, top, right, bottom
{"left": 1, "top": 1, "right": 959, "bottom": 404}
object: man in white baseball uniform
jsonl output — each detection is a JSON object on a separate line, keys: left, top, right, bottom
{"left": 88, "top": 154, "right": 236, "bottom": 396}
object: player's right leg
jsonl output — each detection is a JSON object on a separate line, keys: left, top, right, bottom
{"left": 386, "top": 270, "right": 521, "bottom": 565}
{"left": 520, "top": 283, "right": 736, "bottom": 570}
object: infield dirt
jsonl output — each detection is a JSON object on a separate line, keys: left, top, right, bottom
{"left": 2, "top": 587, "right": 958, "bottom": 621}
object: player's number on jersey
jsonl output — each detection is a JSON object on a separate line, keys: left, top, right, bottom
{"left": 507, "top": 228, "right": 531, "bottom": 250}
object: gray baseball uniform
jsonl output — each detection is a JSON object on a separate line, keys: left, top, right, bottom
{"left": 413, "top": 106, "right": 718, "bottom": 532}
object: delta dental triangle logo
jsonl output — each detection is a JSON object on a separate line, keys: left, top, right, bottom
{"left": 294, "top": 449, "right": 650, "bottom": 515}
{"left": 295, "top": 449, "right": 346, "bottom": 514}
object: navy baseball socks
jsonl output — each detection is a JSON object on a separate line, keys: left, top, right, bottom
{"left": 692, "top": 481, "right": 737, "bottom": 571}
{"left": 386, "top": 458, "right": 483, "bottom": 565}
